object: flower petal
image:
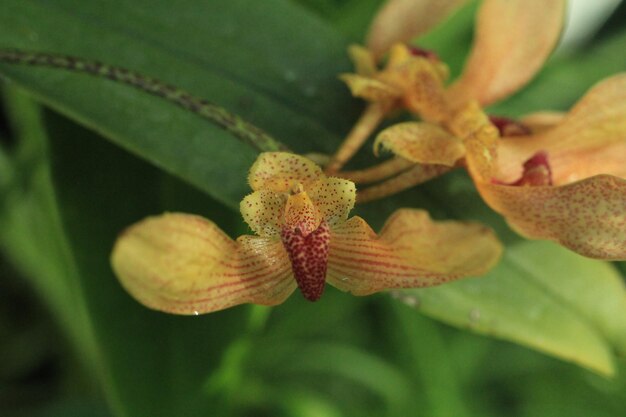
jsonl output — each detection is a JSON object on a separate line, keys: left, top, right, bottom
{"left": 498, "top": 74, "right": 626, "bottom": 184}
{"left": 248, "top": 152, "right": 323, "bottom": 192}
{"left": 326, "top": 210, "right": 502, "bottom": 295}
{"left": 476, "top": 175, "right": 626, "bottom": 260}
{"left": 347, "top": 44, "right": 378, "bottom": 76}
{"left": 307, "top": 177, "right": 356, "bottom": 228}
{"left": 374, "top": 122, "right": 465, "bottom": 166}
{"left": 339, "top": 73, "right": 402, "bottom": 102}
{"left": 111, "top": 213, "right": 296, "bottom": 314}
{"left": 450, "top": 101, "right": 500, "bottom": 181}
{"left": 366, "top": 0, "right": 469, "bottom": 60}
{"left": 447, "top": 0, "right": 566, "bottom": 107}
{"left": 240, "top": 190, "right": 285, "bottom": 237}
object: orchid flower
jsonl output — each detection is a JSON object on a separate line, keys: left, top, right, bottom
{"left": 333, "top": 0, "right": 565, "bottom": 185}
{"left": 111, "top": 152, "right": 502, "bottom": 314}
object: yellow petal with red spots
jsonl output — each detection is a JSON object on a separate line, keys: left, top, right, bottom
{"left": 284, "top": 191, "right": 323, "bottom": 236}
{"left": 240, "top": 190, "right": 285, "bottom": 237}
{"left": 326, "top": 210, "right": 502, "bottom": 295}
{"left": 339, "top": 73, "right": 402, "bottom": 102}
{"left": 497, "top": 74, "right": 626, "bottom": 184}
{"left": 374, "top": 122, "right": 465, "bottom": 166}
{"left": 476, "top": 175, "right": 626, "bottom": 260}
{"left": 111, "top": 213, "right": 296, "bottom": 314}
{"left": 447, "top": 0, "right": 566, "bottom": 107}
{"left": 366, "top": 0, "right": 468, "bottom": 60}
{"left": 307, "top": 177, "right": 356, "bottom": 227}
{"left": 347, "top": 44, "right": 378, "bottom": 76}
{"left": 248, "top": 152, "right": 322, "bottom": 192}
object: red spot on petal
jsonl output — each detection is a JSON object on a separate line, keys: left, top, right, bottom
{"left": 408, "top": 45, "right": 439, "bottom": 61}
{"left": 280, "top": 221, "right": 330, "bottom": 302}
{"left": 489, "top": 115, "right": 531, "bottom": 137}
{"left": 493, "top": 151, "right": 553, "bottom": 187}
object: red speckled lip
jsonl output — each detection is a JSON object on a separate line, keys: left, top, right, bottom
{"left": 280, "top": 221, "right": 331, "bottom": 301}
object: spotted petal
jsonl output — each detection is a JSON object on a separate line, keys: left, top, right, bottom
{"left": 111, "top": 213, "right": 295, "bottom": 314}
{"left": 240, "top": 190, "right": 285, "bottom": 237}
{"left": 477, "top": 176, "right": 626, "bottom": 260}
{"left": 447, "top": 0, "right": 566, "bottom": 107}
{"left": 497, "top": 74, "right": 626, "bottom": 184}
{"left": 307, "top": 177, "right": 356, "bottom": 228}
{"left": 366, "top": 0, "right": 469, "bottom": 60}
{"left": 374, "top": 122, "right": 465, "bottom": 166}
{"left": 326, "top": 210, "right": 502, "bottom": 295}
{"left": 248, "top": 152, "right": 323, "bottom": 192}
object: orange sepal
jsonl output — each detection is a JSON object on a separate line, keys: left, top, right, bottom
{"left": 326, "top": 209, "right": 502, "bottom": 295}
{"left": 111, "top": 213, "right": 296, "bottom": 314}
{"left": 477, "top": 176, "right": 626, "bottom": 260}
{"left": 447, "top": 0, "right": 566, "bottom": 108}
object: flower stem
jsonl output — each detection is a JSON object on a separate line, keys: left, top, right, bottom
{"left": 0, "top": 49, "right": 289, "bottom": 153}
{"left": 325, "top": 103, "right": 387, "bottom": 173}
{"left": 339, "top": 157, "right": 413, "bottom": 184}
{"left": 356, "top": 164, "right": 451, "bottom": 203}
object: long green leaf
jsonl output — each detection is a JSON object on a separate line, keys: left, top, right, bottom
{"left": 396, "top": 240, "right": 626, "bottom": 376}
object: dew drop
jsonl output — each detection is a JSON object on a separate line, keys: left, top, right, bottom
{"left": 193, "top": 310, "right": 199, "bottom": 316}
{"left": 469, "top": 308, "right": 481, "bottom": 323}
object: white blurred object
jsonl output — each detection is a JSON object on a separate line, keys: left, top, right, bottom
{"left": 557, "top": 0, "right": 622, "bottom": 53}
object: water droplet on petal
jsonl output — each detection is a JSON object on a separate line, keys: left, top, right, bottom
{"left": 193, "top": 311, "right": 199, "bottom": 316}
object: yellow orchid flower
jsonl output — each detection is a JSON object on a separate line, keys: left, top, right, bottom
{"left": 111, "top": 152, "right": 502, "bottom": 314}
{"left": 330, "top": 0, "right": 566, "bottom": 176}
{"left": 454, "top": 76, "right": 626, "bottom": 261}
{"left": 377, "top": 74, "right": 626, "bottom": 260}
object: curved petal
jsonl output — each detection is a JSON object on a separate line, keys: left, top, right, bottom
{"left": 366, "top": 0, "right": 469, "bottom": 60}
{"left": 477, "top": 175, "right": 626, "bottom": 260}
{"left": 240, "top": 190, "right": 285, "bottom": 237}
{"left": 498, "top": 74, "right": 626, "bottom": 184}
{"left": 248, "top": 152, "right": 323, "bottom": 192}
{"left": 450, "top": 101, "right": 500, "bottom": 181}
{"left": 307, "top": 177, "right": 356, "bottom": 228}
{"left": 111, "top": 213, "right": 296, "bottom": 314}
{"left": 339, "top": 73, "right": 402, "bottom": 102}
{"left": 448, "top": 0, "right": 566, "bottom": 107}
{"left": 326, "top": 210, "right": 502, "bottom": 295}
{"left": 347, "top": 44, "right": 377, "bottom": 76}
{"left": 374, "top": 122, "right": 465, "bottom": 166}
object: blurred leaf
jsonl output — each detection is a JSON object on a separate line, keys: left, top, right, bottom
{"left": 395, "top": 240, "right": 626, "bottom": 376}
{"left": 0, "top": 86, "right": 97, "bottom": 366}
{"left": 252, "top": 339, "right": 414, "bottom": 412}
{"left": 43, "top": 111, "right": 254, "bottom": 417}
{"left": 0, "top": 0, "right": 356, "bottom": 209}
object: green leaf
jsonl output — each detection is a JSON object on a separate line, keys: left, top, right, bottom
{"left": 43, "top": 110, "right": 253, "bottom": 417}
{"left": 0, "top": 0, "right": 356, "bottom": 209}
{"left": 395, "top": 240, "right": 626, "bottom": 376}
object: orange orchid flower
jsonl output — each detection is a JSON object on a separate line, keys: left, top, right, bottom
{"left": 454, "top": 76, "right": 626, "bottom": 261}
{"left": 378, "top": 74, "right": 626, "bottom": 260}
{"left": 111, "top": 152, "right": 502, "bottom": 314}
{"left": 328, "top": 0, "right": 565, "bottom": 174}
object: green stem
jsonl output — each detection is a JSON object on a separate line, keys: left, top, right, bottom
{"left": 0, "top": 49, "right": 289, "bottom": 153}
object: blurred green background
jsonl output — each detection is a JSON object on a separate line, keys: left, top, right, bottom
{"left": 1, "top": 1, "right": 625, "bottom": 416}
